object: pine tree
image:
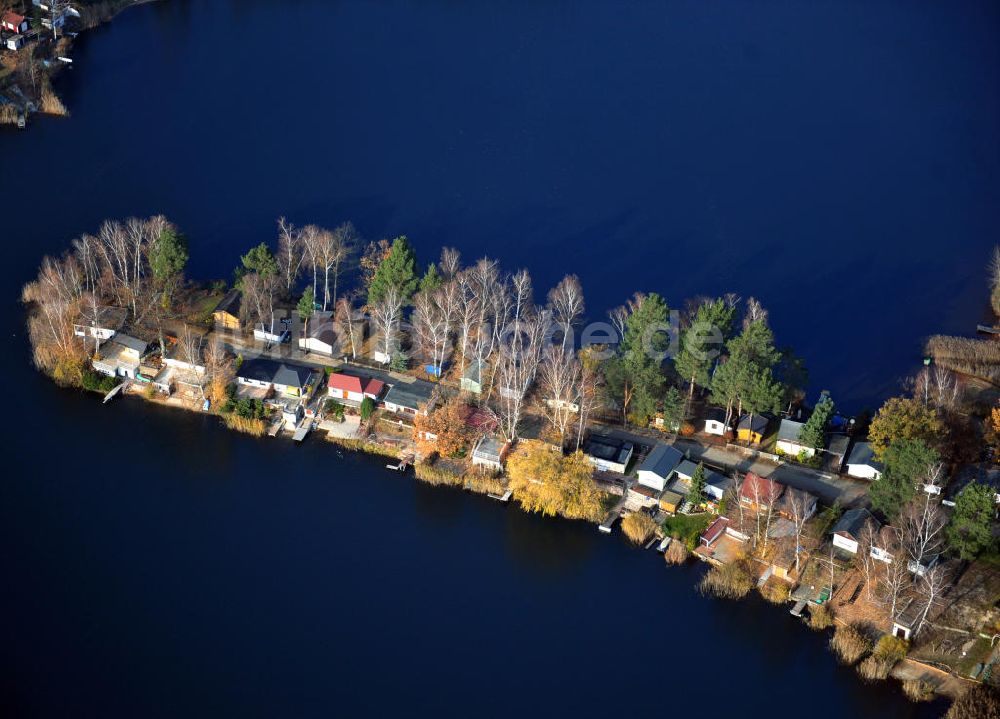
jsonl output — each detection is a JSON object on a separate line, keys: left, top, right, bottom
{"left": 367, "top": 236, "right": 419, "bottom": 306}
{"left": 419, "top": 262, "right": 443, "bottom": 293}
{"left": 800, "top": 396, "right": 834, "bottom": 449}
{"left": 690, "top": 463, "right": 707, "bottom": 505}
{"left": 946, "top": 484, "right": 995, "bottom": 560}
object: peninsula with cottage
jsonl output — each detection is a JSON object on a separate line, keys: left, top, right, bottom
{"left": 22, "top": 215, "right": 1000, "bottom": 717}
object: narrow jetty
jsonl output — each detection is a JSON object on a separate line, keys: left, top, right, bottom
{"left": 487, "top": 489, "right": 513, "bottom": 502}
{"left": 102, "top": 381, "right": 127, "bottom": 403}
{"left": 292, "top": 422, "right": 312, "bottom": 442}
{"left": 598, "top": 497, "right": 625, "bottom": 534}
{"left": 790, "top": 600, "right": 807, "bottom": 617}
{"left": 267, "top": 418, "right": 284, "bottom": 437}
{"left": 387, "top": 454, "right": 413, "bottom": 472}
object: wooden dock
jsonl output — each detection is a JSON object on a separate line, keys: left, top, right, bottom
{"left": 487, "top": 489, "right": 513, "bottom": 502}
{"left": 790, "top": 600, "right": 807, "bottom": 617}
{"left": 598, "top": 498, "right": 625, "bottom": 534}
{"left": 102, "top": 381, "right": 128, "bottom": 404}
{"left": 386, "top": 455, "right": 413, "bottom": 472}
{"left": 977, "top": 324, "right": 1000, "bottom": 335}
{"left": 292, "top": 422, "right": 312, "bottom": 442}
{"left": 267, "top": 418, "right": 284, "bottom": 437}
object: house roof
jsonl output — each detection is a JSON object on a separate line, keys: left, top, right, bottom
{"left": 702, "top": 517, "right": 728, "bottom": 543}
{"left": 584, "top": 436, "right": 632, "bottom": 464}
{"left": 238, "top": 359, "right": 312, "bottom": 388}
{"left": 327, "top": 372, "right": 383, "bottom": 396}
{"left": 3, "top": 11, "right": 26, "bottom": 25}
{"left": 674, "top": 459, "right": 700, "bottom": 479}
{"left": 383, "top": 381, "right": 436, "bottom": 409}
{"left": 638, "top": 443, "right": 683, "bottom": 479}
{"left": 831, "top": 508, "right": 878, "bottom": 539}
{"left": 660, "top": 489, "right": 684, "bottom": 505}
{"left": 777, "top": 419, "right": 805, "bottom": 443}
{"left": 213, "top": 289, "right": 241, "bottom": 317}
{"left": 705, "top": 407, "right": 727, "bottom": 423}
{"left": 112, "top": 334, "right": 148, "bottom": 353}
{"left": 631, "top": 484, "right": 660, "bottom": 499}
{"left": 305, "top": 311, "right": 335, "bottom": 340}
{"left": 737, "top": 414, "right": 768, "bottom": 433}
{"left": 740, "top": 472, "right": 784, "bottom": 503}
{"left": 847, "top": 441, "right": 881, "bottom": 469}
{"left": 827, "top": 434, "right": 851, "bottom": 458}
{"left": 462, "top": 359, "right": 487, "bottom": 384}
{"left": 473, "top": 435, "right": 506, "bottom": 461}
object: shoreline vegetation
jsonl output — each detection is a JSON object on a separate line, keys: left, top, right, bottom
{"left": 0, "top": 0, "right": 146, "bottom": 127}
{"left": 21, "top": 214, "right": 1000, "bottom": 716}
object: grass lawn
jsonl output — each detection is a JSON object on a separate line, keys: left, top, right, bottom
{"left": 184, "top": 290, "right": 225, "bottom": 326}
{"left": 661, "top": 512, "right": 711, "bottom": 545}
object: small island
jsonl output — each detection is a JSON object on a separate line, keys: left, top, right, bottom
{"left": 21, "top": 214, "right": 1000, "bottom": 717}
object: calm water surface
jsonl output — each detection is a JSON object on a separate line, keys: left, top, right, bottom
{"left": 2, "top": 0, "right": 995, "bottom": 715}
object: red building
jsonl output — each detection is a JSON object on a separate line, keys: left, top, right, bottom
{"left": 2, "top": 11, "right": 29, "bottom": 34}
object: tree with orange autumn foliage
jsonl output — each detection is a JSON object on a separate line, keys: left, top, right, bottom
{"left": 414, "top": 396, "right": 474, "bottom": 457}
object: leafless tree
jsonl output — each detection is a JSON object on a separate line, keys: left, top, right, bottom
{"left": 370, "top": 285, "right": 404, "bottom": 363}
{"left": 204, "top": 339, "right": 234, "bottom": 404}
{"left": 335, "top": 296, "right": 360, "bottom": 360}
{"left": 275, "top": 217, "right": 304, "bottom": 296}
{"left": 857, "top": 521, "right": 880, "bottom": 600}
{"left": 608, "top": 304, "right": 629, "bottom": 344}
{"left": 492, "top": 317, "right": 545, "bottom": 442}
{"left": 574, "top": 360, "right": 600, "bottom": 451}
{"left": 412, "top": 283, "right": 457, "bottom": 376}
{"left": 328, "top": 222, "right": 358, "bottom": 311}
{"left": 547, "top": 274, "right": 585, "bottom": 350}
{"left": 22, "top": 253, "right": 86, "bottom": 374}
{"left": 241, "top": 271, "right": 277, "bottom": 335}
{"left": 913, "top": 563, "right": 951, "bottom": 637}
{"left": 898, "top": 478, "right": 947, "bottom": 575}
{"left": 439, "top": 247, "right": 461, "bottom": 280}
{"left": 538, "top": 345, "right": 582, "bottom": 448}
{"left": 877, "top": 546, "right": 911, "bottom": 622}
{"left": 95, "top": 218, "right": 151, "bottom": 315}
{"left": 510, "top": 269, "right": 533, "bottom": 325}
{"left": 743, "top": 296, "right": 768, "bottom": 329}
{"left": 749, "top": 479, "right": 780, "bottom": 553}
{"left": 177, "top": 324, "right": 205, "bottom": 397}
{"left": 785, "top": 487, "right": 812, "bottom": 573}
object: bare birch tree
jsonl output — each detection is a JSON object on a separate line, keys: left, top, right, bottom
{"left": 335, "top": 296, "right": 360, "bottom": 360}
{"left": 493, "top": 317, "right": 545, "bottom": 442}
{"left": 370, "top": 285, "right": 404, "bottom": 363}
{"left": 241, "top": 271, "right": 276, "bottom": 334}
{"left": 547, "top": 274, "right": 585, "bottom": 350}
{"left": 913, "top": 562, "right": 951, "bottom": 637}
{"left": 538, "top": 345, "right": 582, "bottom": 448}
{"left": 898, "top": 476, "right": 947, "bottom": 575}
{"left": 785, "top": 487, "right": 812, "bottom": 573}
{"left": 276, "top": 217, "right": 304, "bottom": 296}
{"left": 439, "top": 247, "right": 461, "bottom": 280}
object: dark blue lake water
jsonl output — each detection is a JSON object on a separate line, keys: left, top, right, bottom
{"left": 2, "top": 0, "right": 994, "bottom": 715}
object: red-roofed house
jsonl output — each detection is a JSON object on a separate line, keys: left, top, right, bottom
{"left": 740, "top": 472, "right": 784, "bottom": 510}
{"left": 700, "top": 517, "right": 728, "bottom": 546}
{"left": 2, "top": 11, "right": 29, "bottom": 33}
{"left": 327, "top": 372, "right": 385, "bottom": 404}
